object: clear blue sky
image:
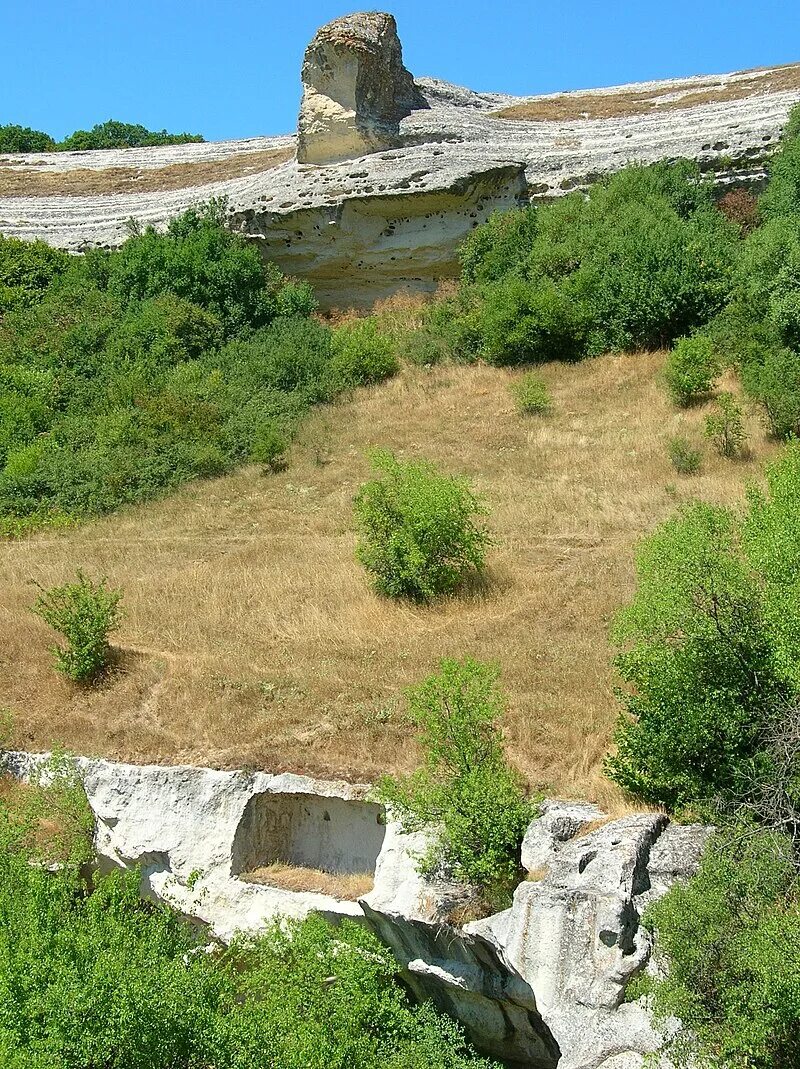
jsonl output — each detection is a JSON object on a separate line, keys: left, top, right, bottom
{"left": 3, "top": 1, "right": 799, "bottom": 142}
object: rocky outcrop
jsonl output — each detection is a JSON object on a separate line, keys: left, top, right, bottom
{"left": 2, "top": 752, "right": 712, "bottom": 1068}
{"left": 1, "top": 15, "right": 798, "bottom": 306}
{"left": 297, "top": 12, "right": 423, "bottom": 165}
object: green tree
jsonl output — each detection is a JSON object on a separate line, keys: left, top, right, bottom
{"left": 664, "top": 334, "right": 721, "bottom": 406}
{"left": 376, "top": 658, "right": 536, "bottom": 908}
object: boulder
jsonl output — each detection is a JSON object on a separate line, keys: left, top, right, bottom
{"left": 297, "top": 11, "right": 423, "bottom": 165}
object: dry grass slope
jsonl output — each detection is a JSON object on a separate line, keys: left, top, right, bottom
{"left": 0, "top": 355, "right": 777, "bottom": 804}
{"left": 494, "top": 63, "right": 800, "bottom": 122}
{"left": 0, "top": 146, "right": 294, "bottom": 197}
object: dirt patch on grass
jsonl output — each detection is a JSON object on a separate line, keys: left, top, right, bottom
{"left": 0, "top": 146, "right": 294, "bottom": 197}
{"left": 239, "top": 862, "right": 373, "bottom": 900}
{"left": 494, "top": 63, "right": 800, "bottom": 122}
{"left": 0, "top": 356, "right": 778, "bottom": 803}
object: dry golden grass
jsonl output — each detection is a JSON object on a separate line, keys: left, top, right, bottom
{"left": 0, "top": 146, "right": 294, "bottom": 197}
{"left": 0, "top": 355, "right": 778, "bottom": 803}
{"left": 494, "top": 63, "right": 800, "bottom": 122}
{"left": 240, "top": 862, "right": 373, "bottom": 900}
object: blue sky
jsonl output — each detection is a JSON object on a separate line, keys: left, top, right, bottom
{"left": 3, "top": 1, "right": 798, "bottom": 142}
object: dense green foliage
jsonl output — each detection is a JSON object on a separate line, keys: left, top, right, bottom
{"left": 0, "top": 235, "right": 69, "bottom": 314}
{"left": 32, "top": 572, "right": 122, "bottom": 682}
{"left": 0, "top": 768, "right": 497, "bottom": 1069}
{"left": 354, "top": 451, "right": 491, "bottom": 601}
{"left": 450, "top": 161, "right": 738, "bottom": 364}
{"left": 376, "top": 659, "right": 536, "bottom": 909}
{"left": 606, "top": 442, "right": 800, "bottom": 810}
{"left": 0, "top": 119, "right": 203, "bottom": 153}
{"left": 0, "top": 204, "right": 358, "bottom": 529}
{"left": 0, "top": 124, "right": 57, "bottom": 153}
{"left": 631, "top": 831, "right": 800, "bottom": 1069}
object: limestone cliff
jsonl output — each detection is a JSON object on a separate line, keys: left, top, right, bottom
{"left": 1, "top": 13, "right": 798, "bottom": 306}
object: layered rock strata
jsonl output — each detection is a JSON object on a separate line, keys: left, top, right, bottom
{"left": 297, "top": 12, "right": 423, "bottom": 164}
{"left": 3, "top": 751, "right": 711, "bottom": 1069}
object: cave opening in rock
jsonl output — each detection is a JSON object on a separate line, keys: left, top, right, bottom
{"left": 231, "top": 791, "right": 387, "bottom": 897}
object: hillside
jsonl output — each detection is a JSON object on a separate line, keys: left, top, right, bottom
{"left": 1, "top": 352, "right": 777, "bottom": 801}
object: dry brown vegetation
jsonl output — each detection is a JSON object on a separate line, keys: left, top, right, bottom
{"left": 0, "top": 355, "right": 778, "bottom": 804}
{"left": 240, "top": 862, "right": 373, "bottom": 900}
{"left": 0, "top": 146, "right": 294, "bottom": 197}
{"left": 494, "top": 63, "right": 800, "bottom": 122}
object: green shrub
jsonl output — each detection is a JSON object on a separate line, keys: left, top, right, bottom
{"left": 760, "top": 103, "right": 800, "bottom": 221}
{"left": 667, "top": 436, "right": 701, "bottom": 474}
{"left": 511, "top": 371, "right": 552, "bottom": 414}
{"left": 251, "top": 424, "right": 288, "bottom": 472}
{"left": 32, "top": 571, "right": 122, "bottom": 682}
{"left": 376, "top": 658, "right": 536, "bottom": 909}
{"left": 664, "top": 335, "right": 721, "bottom": 406}
{"left": 741, "top": 344, "right": 800, "bottom": 438}
{"left": 606, "top": 443, "right": 800, "bottom": 809}
{"left": 704, "top": 392, "right": 747, "bottom": 457}
{"left": 0, "top": 235, "right": 70, "bottom": 314}
{"left": 354, "top": 450, "right": 491, "bottom": 601}
{"left": 634, "top": 830, "right": 800, "bottom": 1069}
{"left": 329, "top": 318, "right": 399, "bottom": 387}
{"left": 0, "top": 124, "right": 56, "bottom": 153}
{"left": 477, "top": 277, "right": 587, "bottom": 365}
{"left": 397, "top": 329, "right": 452, "bottom": 366}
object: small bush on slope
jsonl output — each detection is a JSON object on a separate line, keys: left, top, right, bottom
{"left": 57, "top": 120, "right": 204, "bottom": 151}
{"left": 0, "top": 235, "right": 70, "bottom": 314}
{"left": 354, "top": 451, "right": 491, "bottom": 601}
{"left": 329, "top": 318, "right": 399, "bottom": 387}
{"left": 663, "top": 334, "right": 721, "bottom": 406}
{"left": 32, "top": 571, "right": 122, "bottom": 683}
{"left": 376, "top": 658, "right": 536, "bottom": 910}
{"left": 0, "top": 124, "right": 56, "bottom": 153}
{"left": 0, "top": 775, "right": 497, "bottom": 1069}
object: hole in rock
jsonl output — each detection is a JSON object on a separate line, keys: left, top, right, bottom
{"left": 231, "top": 792, "right": 387, "bottom": 896}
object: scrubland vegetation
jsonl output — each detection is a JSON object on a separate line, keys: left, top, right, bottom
{"left": 3, "top": 100, "right": 800, "bottom": 1069}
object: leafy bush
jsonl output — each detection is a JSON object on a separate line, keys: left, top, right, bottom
{"left": 511, "top": 371, "right": 552, "bottom": 414}
{"left": 0, "top": 776, "right": 497, "bottom": 1069}
{"left": 32, "top": 571, "right": 122, "bottom": 682}
{"left": 633, "top": 830, "right": 800, "bottom": 1069}
{"left": 0, "top": 124, "right": 56, "bottom": 153}
{"left": 354, "top": 451, "right": 491, "bottom": 601}
{"left": 663, "top": 335, "right": 721, "bottom": 406}
{"left": 376, "top": 658, "right": 536, "bottom": 908}
{"left": 606, "top": 443, "right": 800, "bottom": 809}
{"left": 397, "top": 329, "right": 452, "bottom": 366}
{"left": 760, "top": 104, "right": 800, "bottom": 221}
{"left": 476, "top": 277, "right": 587, "bottom": 365}
{"left": 457, "top": 161, "right": 737, "bottom": 361}
{"left": 329, "top": 318, "right": 399, "bottom": 387}
{"left": 704, "top": 392, "right": 747, "bottom": 457}
{"left": 741, "top": 344, "right": 800, "bottom": 438}
{"left": 57, "top": 119, "right": 204, "bottom": 151}
{"left": 667, "top": 436, "right": 701, "bottom": 474}
{"left": 251, "top": 424, "right": 288, "bottom": 472}
{"left": 0, "top": 235, "right": 70, "bottom": 314}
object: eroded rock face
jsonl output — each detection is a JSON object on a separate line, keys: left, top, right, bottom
{"left": 297, "top": 11, "right": 422, "bottom": 165}
{"left": 1, "top": 753, "right": 712, "bottom": 1068}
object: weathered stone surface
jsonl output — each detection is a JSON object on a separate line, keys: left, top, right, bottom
{"left": 297, "top": 12, "right": 422, "bottom": 165}
{"left": 1, "top": 751, "right": 712, "bottom": 1068}
{"left": 2, "top": 42, "right": 798, "bottom": 306}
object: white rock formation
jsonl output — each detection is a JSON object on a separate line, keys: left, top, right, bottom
{"left": 1, "top": 14, "right": 798, "bottom": 307}
{"left": 297, "top": 12, "right": 422, "bottom": 165}
{"left": 2, "top": 751, "right": 711, "bottom": 1068}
